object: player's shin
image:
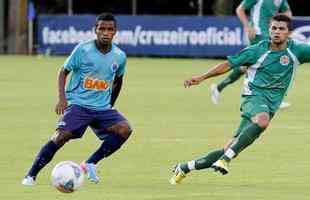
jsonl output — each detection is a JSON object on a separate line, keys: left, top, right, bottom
{"left": 86, "top": 133, "right": 127, "bottom": 164}
{"left": 223, "top": 123, "right": 264, "bottom": 161}
{"left": 27, "top": 140, "right": 60, "bottom": 178}
{"left": 180, "top": 149, "right": 225, "bottom": 173}
{"left": 194, "top": 149, "right": 225, "bottom": 170}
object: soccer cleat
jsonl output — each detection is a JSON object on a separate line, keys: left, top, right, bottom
{"left": 80, "top": 162, "right": 100, "bottom": 184}
{"left": 169, "top": 164, "right": 188, "bottom": 185}
{"left": 210, "top": 84, "right": 220, "bottom": 104}
{"left": 22, "top": 176, "right": 36, "bottom": 186}
{"left": 279, "top": 101, "right": 291, "bottom": 109}
{"left": 211, "top": 159, "right": 229, "bottom": 175}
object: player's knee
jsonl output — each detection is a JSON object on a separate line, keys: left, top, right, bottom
{"left": 256, "top": 114, "right": 270, "bottom": 129}
{"left": 51, "top": 130, "right": 73, "bottom": 146}
{"left": 119, "top": 124, "right": 133, "bottom": 139}
{"left": 107, "top": 121, "right": 133, "bottom": 139}
{"left": 117, "top": 123, "right": 133, "bottom": 139}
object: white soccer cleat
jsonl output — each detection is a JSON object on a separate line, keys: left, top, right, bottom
{"left": 22, "top": 176, "right": 35, "bottom": 186}
{"left": 279, "top": 101, "right": 291, "bottom": 109}
{"left": 210, "top": 84, "right": 220, "bottom": 104}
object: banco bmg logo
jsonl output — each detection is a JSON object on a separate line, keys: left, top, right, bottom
{"left": 291, "top": 26, "right": 310, "bottom": 44}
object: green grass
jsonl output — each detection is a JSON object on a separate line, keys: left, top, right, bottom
{"left": 1, "top": 55, "right": 310, "bottom": 200}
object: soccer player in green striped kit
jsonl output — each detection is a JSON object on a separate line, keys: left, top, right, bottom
{"left": 170, "top": 14, "right": 310, "bottom": 184}
{"left": 210, "top": 0, "right": 292, "bottom": 109}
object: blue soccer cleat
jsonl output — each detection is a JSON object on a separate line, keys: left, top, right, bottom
{"left": 80, "top": 162, "right": 100, "bottom": 184}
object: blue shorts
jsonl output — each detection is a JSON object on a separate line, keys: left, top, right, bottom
{"left": 57, "top": 104, "right": 128, "bottom": 140}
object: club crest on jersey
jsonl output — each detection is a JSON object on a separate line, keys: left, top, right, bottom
{"left": 274, "top": 0, "right": 282, "bottom": 7}
{"left": 111, "top": 63, "right": 118, "bottom": 72}
{"left": 280, "top": 55, "right": 290, "bottom": 66}
{"left": 57, "top": 121, "right": 66, "bottom": 127}
{"left": 83, "top": 77, "right": 109, "bottom": 91}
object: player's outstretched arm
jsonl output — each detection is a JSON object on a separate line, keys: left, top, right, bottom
{"left": 184, "top": 61, "right": 231, "bottom": 88}
{"left": 55, "top": 67, "right": 70, "bottom": 115}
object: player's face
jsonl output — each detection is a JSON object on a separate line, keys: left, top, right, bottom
{"left": 269, "top": 21, "right": 290, "bottom": 44}
{"left": 95, "top": 20, "right": 116, "bottom": 45}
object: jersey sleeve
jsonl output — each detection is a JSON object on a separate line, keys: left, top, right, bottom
{"left": 297, "top": 43, "right": 310, "bottom": 64}
{"left": 279, "top": 0, "right": 290, "bottom": 12}
{"left": 63, "top": 44, "right": 82, "bottom": 71}
{"left": 227, "top": 45, "right": 258, "bottom": 70}
{"left": 241, "top": 0, "right": 257, "bottom": 11}
{"left": 116, "top": 52, "right": 127, "bottom": 77}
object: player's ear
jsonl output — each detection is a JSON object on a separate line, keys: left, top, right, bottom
{"left": 93, "top": 26, "right": 96, "bottom": 34}
{"left": 288, "top": 30, "right": 292, "bottom": 36}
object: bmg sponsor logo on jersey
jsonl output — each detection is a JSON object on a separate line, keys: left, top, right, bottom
{"left": 83, "top": 77, "right": 109, "bottom": 91}
{"left": 291, "top": 26, "right": 310, "bottom": 44}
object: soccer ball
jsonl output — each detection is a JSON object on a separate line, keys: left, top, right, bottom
{"left": 51, "top": 161, "right": 84, "bottom": 193}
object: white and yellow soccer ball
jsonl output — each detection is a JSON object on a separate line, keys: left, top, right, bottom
{"left": 51, "top": 161, "right": 84, "bottom": 193}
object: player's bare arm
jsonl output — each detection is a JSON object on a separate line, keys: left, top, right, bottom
{"left": 110, "top": 75, "right": 123, "bottom": 107}
{"left": 236, "top": 4, "right": 255, "bottom": 40}
{"left": 55, "top": 68, "right": 70, "bottom": 115}
{"left": 184, "top": 61, "right": 231, "bottom": 88}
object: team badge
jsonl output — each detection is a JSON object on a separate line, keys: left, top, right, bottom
{"left": 274, "top": 0, "right": 282, "bottom": 7}
{"left": 280, "top": 55, "right": 290, "bottom": 66}
{"left": 57, "top": 121, "right": 66, "bottom": 126}
{"left": 111, "top": 63, "right": 119, "bottom": 72}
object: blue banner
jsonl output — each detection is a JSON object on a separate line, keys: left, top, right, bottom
{"left": 37, "top": 15, "right": 95, "bottom": 55}
{"left": 37, "top": 15, "right": 310, "bottom": 57}
{"left": 114, "top": 16, "right": 246, "bottom": 57}
{"left": 37, "top": 15, "right": 246, "bottom": 57}
{"left": 291, "top": 17, "right": 310, "bottom": 45}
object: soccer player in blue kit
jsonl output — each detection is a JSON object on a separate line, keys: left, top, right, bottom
{"left": 22, "top": 13, "right": 132, "bottom": 186}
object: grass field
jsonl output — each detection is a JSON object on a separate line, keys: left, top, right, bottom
{"left": 1, "top": 55, "right": 310, "bottom": 200}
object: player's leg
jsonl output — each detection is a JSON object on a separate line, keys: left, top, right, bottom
{"left": 212, "top": 96, "right": 272, "bottom": 174}
{"left": 22, "top": 105, "right": 90, "bottom": 186}
{"left": 170, "top": 148, "right": 225, "bottom": 185}
{"left": 81, "top": 109, "right": 132, "bottom": 183}
{"left": 170, "top": 117, "right": 251, "bottom": 184}
{"left": 87, "top": 122, "right": 132, "bottom": 163}
{"left": 22, "top": 130, "right": 75, "bottom": 186}
{"left": 210, "top": 67, "right": 246, "bottom": 104}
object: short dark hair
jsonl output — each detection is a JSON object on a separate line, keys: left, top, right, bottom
{"left": 271, "top": 14, "right": 292, "bottom": 31}
{"left": 95, "top": 13, "right": 117, "bottom": 27}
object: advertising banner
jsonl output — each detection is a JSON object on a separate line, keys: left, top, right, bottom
{"left": 37, "top": 15, "right": 246, "bottom": 57}
{"left": 291, "top": 17, "right": 310, "bottom": 45}
{"left": 37, "top": 15, "right": 310, "bottom": 57}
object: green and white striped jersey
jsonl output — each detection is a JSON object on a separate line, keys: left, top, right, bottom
{"left": 241, "top": 0, "right": 290, "bottom": 37}
{"left": 227, "top": 39, "right": 310, "bottom": 107}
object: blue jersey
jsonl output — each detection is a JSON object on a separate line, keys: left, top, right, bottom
{"left": 63, "top": 39, "right": 126, "bottom": 111}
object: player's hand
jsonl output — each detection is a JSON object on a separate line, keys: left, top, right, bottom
{"left": 245, "top": 26, "right": 256, "bottom": 40}
{"left": 184, "top": 76, "right": 203, "bottom": 88}
{"left": 55, "top": 98, "right": 68, "bottom": 115}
